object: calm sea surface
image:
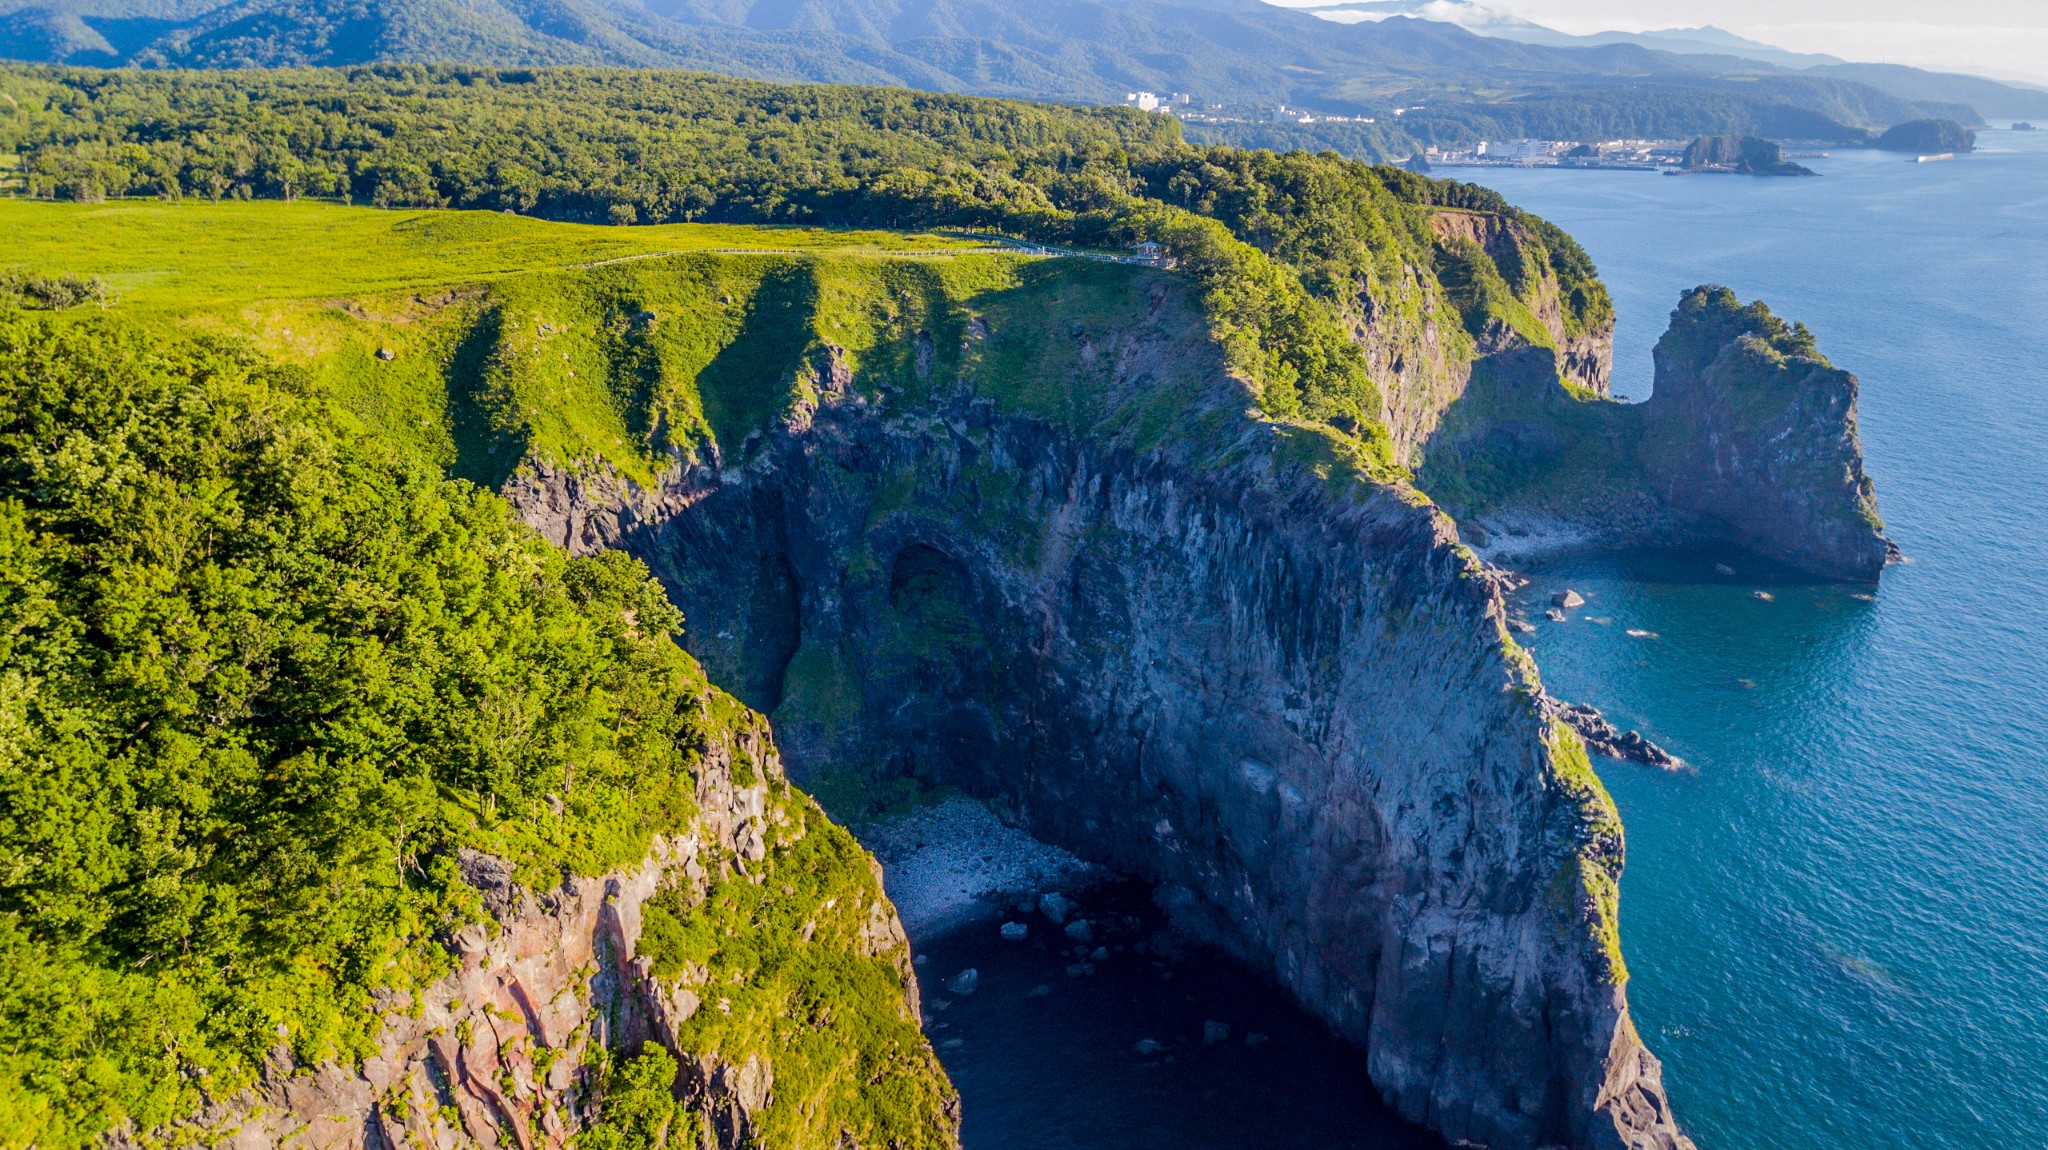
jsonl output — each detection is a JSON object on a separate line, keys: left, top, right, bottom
{"left": 1472, "top": 131, "right": 2048, "bottom": 1149}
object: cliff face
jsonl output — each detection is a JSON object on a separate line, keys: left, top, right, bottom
{"left": 1364, "top": 210, "right": 1612, "bottom": 468}
{"left": 509, "top": 267, "right": 1692, "bottom": 1150}
{"left": 130, "top": 691, "right": 953, "bottom": 1150}
{"left": 1419, "top": 286, "right": 1892, "bottom": 581}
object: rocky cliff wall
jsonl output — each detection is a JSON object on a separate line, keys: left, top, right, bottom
{"left": 121, "top": 692, "right": 952, "bottom": 1150}
{"left": 1356, "top": 210, "right": 1615, "bottom": 468}
{"left": 508, "top": 271, "right": 1693, "bottom": 1150}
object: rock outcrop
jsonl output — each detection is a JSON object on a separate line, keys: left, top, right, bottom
{"left": 1420, "top": 286, "right": 1893, "bottom": 581}
{"left": 1638, "top": 287, "right": 1892, "bottom": 580}
{"left": 121, "top": 692, "right": 952, "bottom": 1150}
{"left": 1677, "top": 135, "right": 1817, "bottom": 177}
{"left": 510, "top": 266, "right": 1694, "bottom": 1150}
{"left": 1358, "top": 209, "right": 1615, "bottom": 467}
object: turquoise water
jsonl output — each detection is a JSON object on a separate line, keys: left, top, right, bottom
{"left": 1473, "top": 133, "right": 2048, "bottom": 1149}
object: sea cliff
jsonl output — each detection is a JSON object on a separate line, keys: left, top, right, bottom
{"left": 506, "top": 261, "right": 1695, "bottom": 1149}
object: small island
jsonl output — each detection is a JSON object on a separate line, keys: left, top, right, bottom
{"left": 2014, "top": 122, "right": 2039, "bottom": 132}
{"left": 1872, "top": 118, "right": 1977, "bottom": 153}
{"left": 1675, "top": 134, "right": 1817, "bottom": 176}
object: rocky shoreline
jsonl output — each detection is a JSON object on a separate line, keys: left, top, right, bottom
{"left": 860, "top": 794, "right": 1104, "bottom": 938}
{"left": 1547, "top": 700, "right": 1687, "bottom": 771}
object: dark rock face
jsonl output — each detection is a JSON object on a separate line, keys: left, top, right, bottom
{"left": 509, "top": 289, "right": 1693, "bottom": 1150}
{"left": 1640, "top": 287, "right": 1892, "bottom": 581}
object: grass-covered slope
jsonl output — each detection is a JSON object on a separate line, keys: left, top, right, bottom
{"left": 0, "top": 198, "right": 1424, "bottom": 483}
{"left": 0, "top": 311, "right": 952, "bottom": 1149}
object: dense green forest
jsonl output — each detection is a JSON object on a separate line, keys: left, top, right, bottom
{"left": 0, "top": 0, "right": 2012, "bottom": 145}
{"left": 0, "top": 313, "right": 700, "bottom": 1136}
{"left": 0, "top": 310, "right": 951, "bottom": 1147}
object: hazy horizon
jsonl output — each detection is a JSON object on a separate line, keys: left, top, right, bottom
{"left": 1263, "top": 0, "right": 2048, "bottom": 88}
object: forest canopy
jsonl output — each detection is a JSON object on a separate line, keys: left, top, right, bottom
{"left": 0, "top": 313, "right": 728, "bottom": 1145}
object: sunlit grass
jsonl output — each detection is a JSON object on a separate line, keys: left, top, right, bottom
{"left": 0, "top": 198, "right": 985, "bottom": 312}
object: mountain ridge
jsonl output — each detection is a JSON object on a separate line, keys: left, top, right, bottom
{"left": 5, "top": 0, "right": 2043, "bottom": 145}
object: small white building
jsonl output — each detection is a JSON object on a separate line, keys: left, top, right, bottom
{"left": 1479, "top": 139, "right": 1557, "bottom": 161}
{"left": 1126, "top": 91, "right": 1161, "bottom": 112}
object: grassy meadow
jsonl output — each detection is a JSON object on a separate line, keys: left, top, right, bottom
{"left": 3, "top": 199, "right": 1062, "bottom": 485}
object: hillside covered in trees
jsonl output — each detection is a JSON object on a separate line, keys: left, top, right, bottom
{"left": 0, "top": 0, "right": 2026, "bottom": 154}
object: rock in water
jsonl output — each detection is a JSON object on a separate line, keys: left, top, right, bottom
{"left": 1064, "top": 918, "right": 1094, "bottom": 944}
{"left": 1204, "top": 1021, "right": 1231, "bottom": 1045}
{"left": 1001, "top": 921, "right": 1029, "bottom": 942}
{"left": 946, "top": 969, "right": 980, "bottom": 996}
{"left": 1548, "top": 700, "right": 1686, "bottom": 771}
{"left": 1554, "top": 589, "right": 1586, "bottom": 609}
{"left": 1638, "top": 289, "right": 1893, "bottom": 580}
{"left": 1037, "top": 891, "right": 1073, "bottom": 924}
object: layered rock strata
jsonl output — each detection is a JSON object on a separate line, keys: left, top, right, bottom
{"left": 511, "top": 269, "right": 1693, "bottom": 1150}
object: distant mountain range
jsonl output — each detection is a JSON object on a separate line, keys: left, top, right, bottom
{"left": 5, "top": 0, "right": 2046, "bottom": 154}
{"left": 1290, "top": 1, "right": 1849, "bottom": 69}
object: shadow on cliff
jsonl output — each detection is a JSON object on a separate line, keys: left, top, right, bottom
{"left": 445, "top": 304, "right": 527, "bottom": 491}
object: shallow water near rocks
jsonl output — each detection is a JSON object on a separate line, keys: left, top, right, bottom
{"left": 911, "top": 881, "right": 1437, "bottom": 1150}
{"left": 1475, "top": 132, "right": 2048, "bottom": 1150}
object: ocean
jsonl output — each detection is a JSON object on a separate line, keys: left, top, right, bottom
{"left": 1471, "top": 130, "right": 2048, "bottom": 1149}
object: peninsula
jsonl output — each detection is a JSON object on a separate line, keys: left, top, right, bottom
{"left": 0, "top": 63, "right": 1891, "bottom": 1150}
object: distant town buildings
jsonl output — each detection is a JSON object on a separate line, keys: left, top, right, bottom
{"left": 1429, "top": 138, "right": 1691, "bottom": 170}
{"left": 1121, "top": 92, "right": 1379, "bottom": 126}
{"left": 1477, "top": 139, "right": 1558, "bottom": 161}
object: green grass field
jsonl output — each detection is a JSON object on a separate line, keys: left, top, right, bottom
{"left": 1, "top": 200, "right": 1018, "bottom": 478}
{"left": 0, "top": 198, "right": 986, "bottom": 310}
{"left": 3, "top": 199, "right": 1221, "bottom": 489}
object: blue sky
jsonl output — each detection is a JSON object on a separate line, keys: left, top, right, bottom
{"left": 1265, "top": 1, "right": 2048, "bottom": 84}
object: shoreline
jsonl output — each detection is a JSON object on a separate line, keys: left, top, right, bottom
{"left": 858, "top": 793, "right": 1106, "bottom": 939}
